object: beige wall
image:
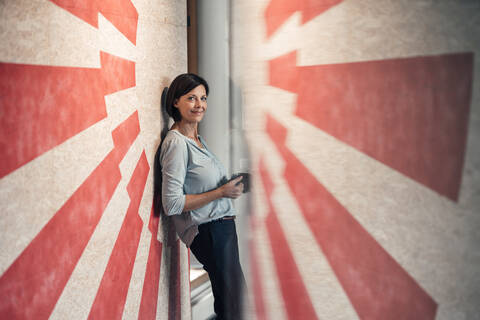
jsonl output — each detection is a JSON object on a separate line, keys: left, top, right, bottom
{"left": 233, "top": 0, "right": 480, "bottom": 319}
{"left": 0, "top": 0, "right": 190, "bottom": 319}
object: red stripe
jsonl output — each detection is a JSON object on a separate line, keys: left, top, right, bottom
{"left": 0, "top": 63, "right": 104, "bottom": 178}
{"left": 258, "top": 157, "right": 318, "bottom": 320}
{"left": 99, "top": 0, "right": 138, "bottom": 45}
{"left": 138, "top": 207, "right": 163, "bottom": 320}
{"left": 0, "top": 52, "right": 136, "bottom": 179}
{"left": 168, "top": 240, "right": 182, "bottom": 320}
{"left": 88, "top": 151, "right": 150, "bottom": 319}
{"left": 265, "top": 114, "right": 438, "bottom": 320}
{"left": 269, "top": 51, "right": 472, "bottom": 201}
{"left": 100, "top": 51, "right": 136, "bottom": 95}
{"left": 248, "top": 217, "right": 267, "bottom": 320}
{"left": 299, "top": 0, "right": 343, "bottom": 23}
{"left": 49, "top": 0, "right": 138, "bottom": 44}
{"left": 0, "top": 111, "right": 140, "bottom": 320}
{"left": 264, "top": 0, "right": 297, "bottom": 38}
{"left": 264, "top": 0, "right": 343, "bottom": 38}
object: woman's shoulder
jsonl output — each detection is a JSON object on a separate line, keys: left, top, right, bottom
{"left": 163, "top": 130, "right": 186, "bottom": 144}
{"left": 161, "top": 130, "right": 188, "bottom": 153}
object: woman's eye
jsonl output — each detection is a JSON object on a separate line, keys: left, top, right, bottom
{"left": 201, "top": 97, "right": 207, "bottom": 101}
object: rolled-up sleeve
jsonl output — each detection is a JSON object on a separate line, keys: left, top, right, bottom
{"left": 160, "top": 137, "right": 188, "bottom": 216}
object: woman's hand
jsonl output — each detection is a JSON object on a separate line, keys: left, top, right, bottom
{"left": 183, "top": 176, "right": 243, "bottom": 212}
{"left": 220, "top": 176, "right": 244, "bottom": 199}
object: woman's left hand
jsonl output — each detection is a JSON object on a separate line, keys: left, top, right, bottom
{"left": 220, "top": 176, "right": 244, "bottom": 199}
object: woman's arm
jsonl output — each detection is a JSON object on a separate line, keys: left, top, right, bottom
{"left": 183, "top": 176, "right": 243, "bottom": 212}
{"left": 161, "top": 136, "right": 244, "bottom": 215}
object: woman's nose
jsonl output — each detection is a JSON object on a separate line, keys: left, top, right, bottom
{"left": 195, "top": 98, "right": 204, "bottom": 107}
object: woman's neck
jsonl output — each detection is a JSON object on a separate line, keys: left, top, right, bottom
{"left": 172, "top": 121, "right": 198, "bottom": 140}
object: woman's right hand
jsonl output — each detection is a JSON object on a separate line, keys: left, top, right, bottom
{"left": 220, "top": 176, "right": 244, "bottom": 199}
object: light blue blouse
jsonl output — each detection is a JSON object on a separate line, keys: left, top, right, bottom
{"left": 160, "top": 129, "right": 236, "bottom": 246}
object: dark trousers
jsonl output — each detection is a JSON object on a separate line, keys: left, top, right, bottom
{"left": 190, "top": 219, "right": 245, "bottom": 320}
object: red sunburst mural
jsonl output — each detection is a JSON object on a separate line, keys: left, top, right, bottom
{"left": 0, "top": 1, "right": 179, "bottom": 319}
{"left": 250, "top": 1, "right": 474, "bottom": 319}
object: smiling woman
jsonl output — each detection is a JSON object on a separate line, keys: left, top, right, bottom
{"left": 174, "top": 85, "right": 207, "bottom": 125}
{"left": 158, "top": 73, "right": 246, "bottom": 320}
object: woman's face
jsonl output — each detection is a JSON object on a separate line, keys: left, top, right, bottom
{"left": 174, "top": 85, "right": 207, "bottom": 124}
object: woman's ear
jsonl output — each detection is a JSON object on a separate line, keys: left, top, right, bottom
{"left": 173, "top": 98, "right": 178, "bottom": 108}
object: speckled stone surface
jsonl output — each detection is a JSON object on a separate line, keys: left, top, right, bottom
{"left": 232, "top": 0, "right": 480, "bottom": 319}
{"left": 0, "top": 0, "right": 189, "bottom": 319}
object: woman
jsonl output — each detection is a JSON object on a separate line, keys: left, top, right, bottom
{"left": 159, "top": 73, "right": 245, "bottom": 320}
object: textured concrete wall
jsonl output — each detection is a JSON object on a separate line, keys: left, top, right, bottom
{"left": 0, "top": 0, "right": 190, "bottom": 319}
{"left": 233, "top": 1, "right": 480, "bottom": 319}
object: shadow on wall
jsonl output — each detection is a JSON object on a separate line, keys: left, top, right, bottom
{"left": 153, "top": 84, "right": 178, "bottom": 247}
{"left": 153, "top": 84, "right": 184, "bottom": 319}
